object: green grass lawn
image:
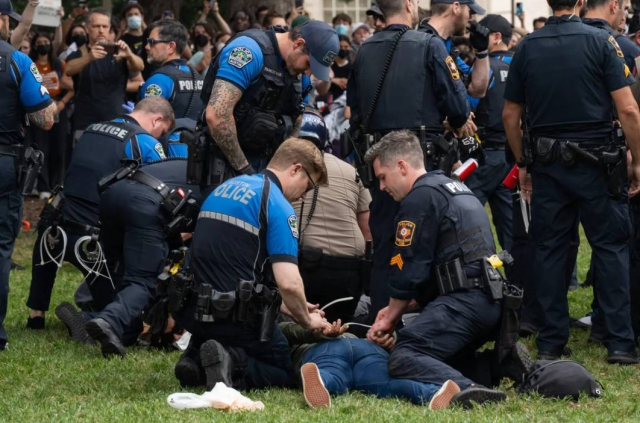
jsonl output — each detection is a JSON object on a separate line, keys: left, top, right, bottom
{"left": 2, "top": 227, "right": 640, "bottom": 422}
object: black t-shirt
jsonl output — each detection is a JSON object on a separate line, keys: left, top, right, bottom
{"left": 120, "top": 33, "right": 144, "bottom": 56}
{"left": 329, "top": 60, "right": 352, "bottom": 100}
{"left": 67, "top": 48, "right": 129, "bottom": 132}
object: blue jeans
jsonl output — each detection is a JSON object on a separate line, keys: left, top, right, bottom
{"left": 0, "top": 156, "right": 23, "bottom": 348}
{"left": 301, "top": 338, "right": 441, "bottom": 405}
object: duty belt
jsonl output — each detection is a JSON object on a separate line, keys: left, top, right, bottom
{"left": 434, "top": 258, "right": 484, "bottom": 295}
{"left": 62, "top": 217, "right": 100, "bottom": 237}
{"left": 0, "top": 144, "right": 21, "bottom": 157}
{"left": 129, "top": 170, "right": 172, "bottom": 199}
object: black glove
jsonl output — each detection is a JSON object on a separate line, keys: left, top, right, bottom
{"left": 239, "top": 164, "right": 256, "bottom": 175}
{"left": 469, "top": 21, "right": 490, "bottom": 52}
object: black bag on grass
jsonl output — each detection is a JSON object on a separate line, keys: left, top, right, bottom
{"left": 518, "top": 360, "right": 603, "bottom": 400}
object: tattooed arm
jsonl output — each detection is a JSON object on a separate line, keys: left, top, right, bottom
{"left": 205, "top": 79, "right": 248, "bottom": 170}
{"left": 28, "top": 102, "right": 58, "bottom": 130}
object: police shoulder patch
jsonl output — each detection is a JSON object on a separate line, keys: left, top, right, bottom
{"left": 228, "top": 46, "right": 253, "bottom": 69}
{"left": 145, "top": 83, "right": 163, "bottom": 97}
{"left": 288, "top": 214, "right": 299, "bottom": 239}
{"left": 30, "top": 63, "right": 43, "bottom": 83}
{"left": 445, "top": 56, "right": 460, "bottom": 81}
{"left": 154, "top": 143, "right": 166, "bottom": 159}
{"left": 395, "top": 220, "right": 416, "bottom": 247}
{"left": 608, "top": 35, "right": 624, "bottom": 59}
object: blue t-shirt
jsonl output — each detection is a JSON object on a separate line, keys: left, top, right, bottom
{"left": 216, "top": 36, "right": 264, "bottom": 91}
{"left": 112, "top": 117, "right": 166, "bottom": 163}
{"left": 139, "top": 63, "right": 193, "bottom": 100}
{"left": 10, "top": 50, "right": 52, "bottom": 111}
{"left": 192, "top": 171, "right": 298, "bottom": 292}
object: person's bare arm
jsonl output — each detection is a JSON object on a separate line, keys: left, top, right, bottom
{"left": 65, "top": 47, "right": 93, "bottom": 77}
{"left": 52, "top": 9, "right": 64, "bottom": 54}
{"left": 28, "top": 102, "right": 57, "bottom": 130}
{"left": 126, "top": 72, "right": 144, "bottom": 93}
{"left": 503, "top": 100, "right": 524, "bottom": 163}
{"left": 211, "top": 1, "right": 232, "bottom": 34}
{"left": 205, "top": 79, "right": 249, "bottom": 170}
{"left": 357, "top": 211, "right": 372, "bottom": 242}
{"left": 10, "top": 0, "right": 39, "bottom": 49}
{"left": 467, "top": 57, "right": 489, "bottom": 98}
{"left": 272, "top": 262, "right": 329, "bottom": 331}
{"left": 116, "top": 40, "right": 144, "bottom": 72}
{"left": 612, "top": 86, "right": 640, "bottom": 179}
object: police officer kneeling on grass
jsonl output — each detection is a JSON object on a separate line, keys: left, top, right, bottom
{"left": 171, "top": 138, "right": 332, "bottom": 390}
{"left": 365, "top": 131, "right": 532, "bottom": 408}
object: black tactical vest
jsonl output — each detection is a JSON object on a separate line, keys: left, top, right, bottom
{"left": 155, "top": 60, "right": 204, "bottom": 120}
{"left": 414, "top": 172, "right": 495, "bottom": 266}
{"left": 354, "top": 28, "right": 442, "bottom": 133}
{"left": 201, "top": 29, "right": 302, "bottom": 154}
{"left": 0, "top": 41, "right": 25, "bottom": 146}
{"left": 64, "top": 120, "right": 147, "bottom": 206}
{"left": 475, "top": 51, "right": 512, "bottom": 144}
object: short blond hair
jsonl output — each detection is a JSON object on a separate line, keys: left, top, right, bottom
{"left": 269, "top": 138, "right": 328, "bottom": 185}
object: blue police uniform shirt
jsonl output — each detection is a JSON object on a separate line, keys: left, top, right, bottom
{"left": 216, "top": 36, "right": 264, "bottom": 91}
{"left": 420, "top": 22, "right": 472, "bottom": 79}
{"left": 167, "top": 131, "right": 188, "bottom": 158}
{"left": 582, "top": 18, "right": 640, "bottom": 75}
{"left": 112, "top": 117, "right": 166, "bottom": 162}
{"left": 469, "top": 55, "right": 512, "bottom": 111}
{"left": 191, "top": 170, "right": 299, "bottom": 293}
{"left": 10, "top": 50, "right": 52, "bottom": 111}
{"left": 140, "top": 62, "right": 192, "bottom": 100}
{"left": 505, "top": 15, "right": 635, "bottom": 139}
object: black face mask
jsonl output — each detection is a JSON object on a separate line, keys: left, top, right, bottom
{"left": 338, "top": 49, "right": 350, "bottom": 59}
{"left": 195, "top": 34, "right": 209, "bottom": 47}
{"left": 72, "top": 33, "right": 87, "bottom": 47}
{"left": 36, "top": 44, "right": 51, "bottom": 56}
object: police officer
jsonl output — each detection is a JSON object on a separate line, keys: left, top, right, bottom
{"left": 26, "top": 97, "right": 173, "bottom": 329}
{"left": 364, "top": 131, "right": 511, "bottom": 407}
{"left": 82, "top": 159, "right": 202, "bottom": 357}
{"left": 0, "top": 0, "right": 57, "bottom": 350}
{"left": 294, "top": 109, "right": 372, "bottom": 324}
{"left": 140, "top": 20, "right": 204, "bottom": 122}
{"left": 503, "top": 0, "right": 640, "bottom": 363}
{"left": 193, "top": 21, "right": 338, "bottom": 195}
{"left": 419, "top": 0, "right": 490, "bottom": 98}
{"left": 172, "top": 139, "right": 331, "bottom": 390}
{"left": 465, "top": 15, "right": 514, "bottom": 252}
{"left": 347, "top": 0, "right": 471, "bottom": 323}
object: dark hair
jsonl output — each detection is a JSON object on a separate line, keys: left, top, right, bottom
{"left": 332, "top": 13, "right": 352, "bottom": 25}
{"left": 532, "top": 16, "right": 548, "bottom": 26}
{"left": 122, "top": 2, "right": 144, "bottom": 18}
{"left": 192, "top": 22, "right": 215, "bottom": 41}
{"left": 29, "top": 33, "right": 56, "bottom": 67}
{"left": 430, "top": 3, "right": 452, "bottom": 16}
{"left": 255, "top": 5, "right": 269, "bottom": 21}
{"left": 149, "top": 20, "right": 190, "bottom": 54}
{"left": 289, "top": 25, "right": 309, "bottom": 54}
{"left": 338, "top": 34, "right": 351, "bottom": 44}
{"left": 86, "top": 7, "right": 111, "bottom": 25}
{"left": 547, "top": 0, "right": 580, "bottom": 11}
{"left": 65, "top": 23, "right": 87, "bottom": 47}
{"left": 215, "top": 32, "right": 231, "bottom": 43}
{"left": 262, "top": 10, "right": 284, "bottom": 28}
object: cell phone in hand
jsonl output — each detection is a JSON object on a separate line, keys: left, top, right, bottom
{"left": 99, "top": 42, "right": 119, "bottom": 55}
{"left": 515, "top": 2, "right": 523, "bottom": 17}
{"left": 295, "top": 0, "right": 304, "bottom": 8}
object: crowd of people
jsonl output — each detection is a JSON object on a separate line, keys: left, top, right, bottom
{"left": 1, "top": 0, "right": 640, "bottom": 414}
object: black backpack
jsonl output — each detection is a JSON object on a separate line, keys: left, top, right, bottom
{"left": 518, "top": 360, "right": 603, "bottom": 401}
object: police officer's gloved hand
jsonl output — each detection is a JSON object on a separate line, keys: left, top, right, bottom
{"left": 239, "top": 164, "right": 256, "bottom": 175}
{"left": 469, "top": 22, "right": 490, "bottom": 53}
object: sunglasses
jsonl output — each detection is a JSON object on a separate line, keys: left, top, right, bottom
{"left": 301, "top": 166, "right": 317, "bottom": 193}
{"left": 146, "top": 38, "right": 170, "bottom": 46}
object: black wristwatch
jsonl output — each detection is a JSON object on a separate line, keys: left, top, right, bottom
{"left": 239, "top": 164, "right": 256, "bottom": 175}
{"left": 516, "top": 161, "right": 527, "bottom": 169}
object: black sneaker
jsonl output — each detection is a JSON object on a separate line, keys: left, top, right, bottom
{"left": 500, "top": 342, "right": 534, "bottom": 385}
{"left": 607, "top": 350, "right": 640, "bottom": 365}
{"left": 55, "top": 302, "right": 93, "bottom": 344}
{"left": 10, "top": 261, "right": 24, "bottom": 271}
{"left": 200, "top": 339, "right": 234, "bottom": 390}
{"left": 26, "top": 316, "right": 45, "bottom": 330}
{"left": 518, "top": 322, "right": 538, "bottom": 338}
{"left": 538, "top": 347, "right": 572, "bottom": 361}
{"left": 85, "top": 318, "right": 126, "bottom": 358}
{"left": 175, "top": 341, "right": 205, "bottom": 387}
{"left": 451, "top": 385, "right": 507, "bottom": 409}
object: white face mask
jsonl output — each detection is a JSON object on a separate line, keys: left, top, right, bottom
{"left": 127, "top": 15, "right": 142, "bottom": 30}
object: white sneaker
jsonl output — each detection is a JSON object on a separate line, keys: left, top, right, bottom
{"left": 429, "top": 379, "right": 461, "bottom": 410}
{"left": 301, "top": 362, "right": 331, "bottom": 408}
{"left": 39, "top": 191, "right": 52, "bottom": 200}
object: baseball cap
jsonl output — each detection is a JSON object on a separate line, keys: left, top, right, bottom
{"left": 0, "top": 0, "right": 23, "bottom": 22}
{"left": 479, "top": 14, "right": 512, "bottom": 41}
{"left": 291, "top": 15, "right": 310, "bottom": 29}
{"left": 352, "top": 22, "right": 372, "bottom": 35}
{"left": 431, "top": 0, "right": 486, "bottom": 15}
{"left": 366, "top": 3, "right": 383, "bottom": 17}
{"left": 299, "top": 109, "right": 329, "bottom": 149}
{"left": 299, "top": 20, "right": 339, "bottom": 82}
